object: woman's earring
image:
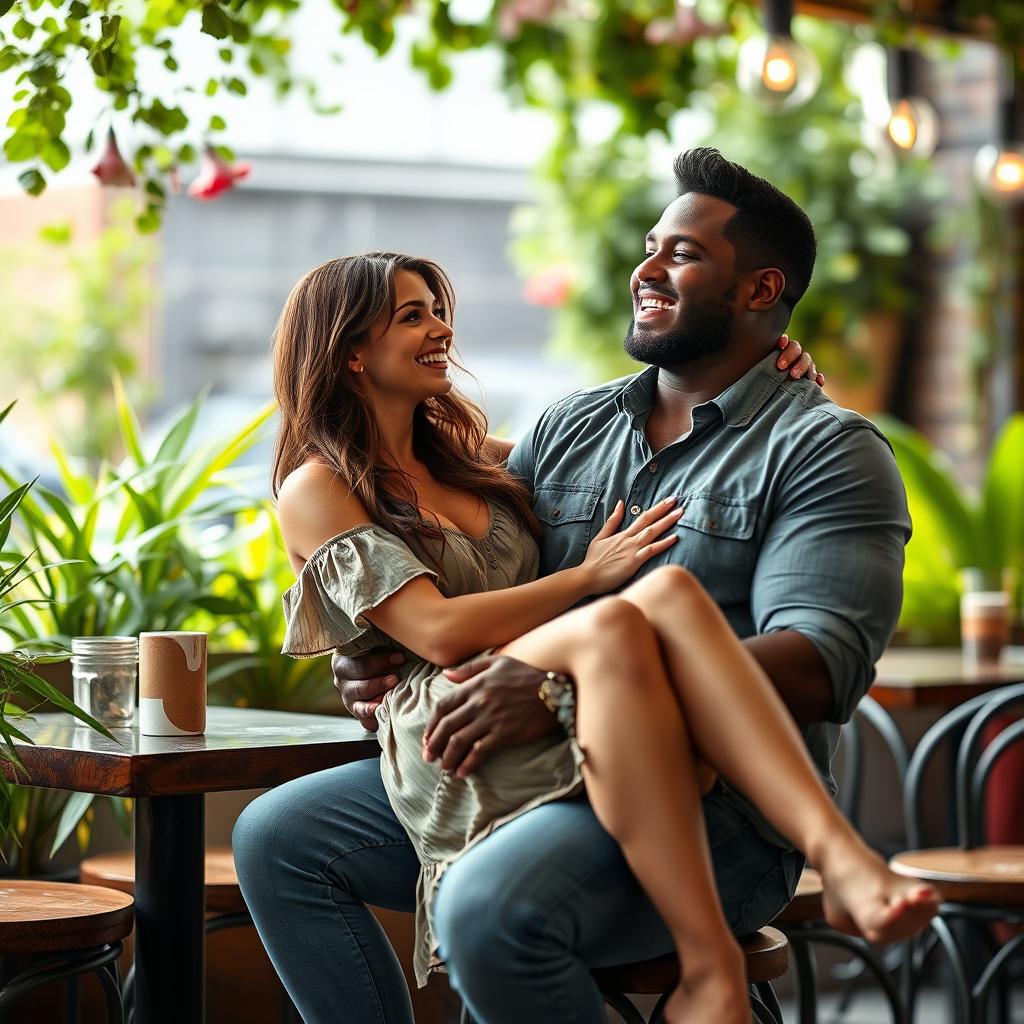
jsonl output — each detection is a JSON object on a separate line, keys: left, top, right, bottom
{"left": 352, "top": 363, "right": 364, "bottom": 374}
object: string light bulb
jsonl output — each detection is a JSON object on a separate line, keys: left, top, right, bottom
{"left": 884, "top": 49, "right": 939, "bottom": 157}
{"left": 974, "top": 55, "right": 1024, "bottom": 202}
{"left": 736, "top": 0, "right": 820, "bottom": 113}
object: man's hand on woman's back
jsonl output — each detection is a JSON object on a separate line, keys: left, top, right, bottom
{"left": 332, "top": 649, "right": 406, "bottom": 730}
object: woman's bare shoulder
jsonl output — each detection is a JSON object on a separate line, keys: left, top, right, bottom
{"left": 278, "top": 460, "right": 372, "bottom": 562}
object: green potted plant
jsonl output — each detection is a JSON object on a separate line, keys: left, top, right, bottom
{"left": 876, "top": 414, "right": 1024, "bottom": 645}
{"left": 0, "top": 388, "right": 273, "bottom": 873}
{"left": 190, "top": 504, "right": 333, "bottom": 712}
{"left": 0, "top": 404, "right": 116, "bottom": 872}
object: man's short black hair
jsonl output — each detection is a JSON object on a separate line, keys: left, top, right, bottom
{"left": 673, "top": 147, "right": 816, "bottom": 313}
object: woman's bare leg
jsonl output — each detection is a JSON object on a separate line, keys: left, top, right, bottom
{"left": 497, "top": 596, "right": 749, "bottom": 1024}
{"left": 620, "top": 565, "right": 937, "bottom": 943}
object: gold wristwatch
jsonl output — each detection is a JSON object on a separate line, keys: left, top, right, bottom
{"left": 537, "top": 670, "right": 576, "bottom": 738}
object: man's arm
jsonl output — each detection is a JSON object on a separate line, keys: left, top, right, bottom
{"left": 742, "top": 631, "right": 833, "bottom": 728}
{"left": 750, "top": 421, "right": 911, "bottom": 726}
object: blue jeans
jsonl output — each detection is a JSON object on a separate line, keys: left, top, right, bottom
{"left": 233, "top": 757, "right": 802, "bottom": 1024}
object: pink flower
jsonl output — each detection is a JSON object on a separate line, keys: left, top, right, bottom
{"left": 187, "top": 144, "right": 250, "bottom": 201}
{"left": 91, "top": 128, "right": 136, "bottom": 188}
{"left": 644, "top": 1, "right": 727, "bottom": 46}
{"left": 497, "top": 0, "right": 561, "bottom": 40}
{"left": 523, "top": 266, "right": 573, "bottom": 308}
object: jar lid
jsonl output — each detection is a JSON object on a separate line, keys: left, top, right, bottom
{"left": 71, "top": 636, "right": 139, "bottom": 656}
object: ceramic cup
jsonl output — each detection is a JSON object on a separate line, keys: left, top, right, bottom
{"left": 139, "top": 631, "right": 207, "bottom": 736}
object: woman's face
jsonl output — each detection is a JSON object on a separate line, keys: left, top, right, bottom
{"left": 354, "top": 270, "right": 454, "bottom": 402}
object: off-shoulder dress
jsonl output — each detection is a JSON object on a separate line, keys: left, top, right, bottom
{"left": 280, "top": 500, "right": 585, "bottom": 987}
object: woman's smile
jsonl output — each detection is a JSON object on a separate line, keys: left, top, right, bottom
{"left": 415, "top": 348, "right": 449, "bottom": 371}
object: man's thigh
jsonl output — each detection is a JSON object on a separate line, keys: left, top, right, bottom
{"left": 438, "top": 784, "right": 801, "bottom": 967}
{"left": 236, "top": 755, "right": 421, "bottom": 913}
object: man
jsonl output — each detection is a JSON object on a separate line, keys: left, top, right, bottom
{"left": 234, "top": 148, "right": 910, "bottom": 1023}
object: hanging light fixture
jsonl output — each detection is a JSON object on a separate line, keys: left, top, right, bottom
{"left": 885, "top": 47, "right": 939, "bottom": 157}
{"left": 736, "top": 0, "right": 820, "bottom": 113}
{"left": 975, "top": 54, "right": 1024, "bottom": 202}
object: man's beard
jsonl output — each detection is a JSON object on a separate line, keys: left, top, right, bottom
{"left": 624, "top": 283, "right": 737, "bottom": 368}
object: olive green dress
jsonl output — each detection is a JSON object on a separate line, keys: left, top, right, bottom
{"left": 280, "top": 501, "right": 585, "bottom": 987}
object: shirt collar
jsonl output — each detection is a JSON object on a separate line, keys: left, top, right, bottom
{"left": 714, "top": 350, "right": 791, "bottom": 427}
{"left": 613, "top": 350, "right": 788, "bottom": 429}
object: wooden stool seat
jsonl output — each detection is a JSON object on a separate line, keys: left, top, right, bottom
{"left": 591, "top": 926, "right": 789, "bottom": 992}
{"left": 0, "top": 880, "right": 133, "bottom": 954}
{"left": 773, "top": 868, "right": 824, "bottom": 925}
{"left": 889, "top": 845, "right": 1024, "bottom": 906}
{"left": 79, "top": 846, "right": 247, "bottom": 915}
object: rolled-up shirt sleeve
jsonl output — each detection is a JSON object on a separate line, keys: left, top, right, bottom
{"left": 751, "top": 421, "right": 912, "bottom": 724}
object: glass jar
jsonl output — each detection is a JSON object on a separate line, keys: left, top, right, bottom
{"left": 71, "top": 636, "right": 138, "bottom": 728}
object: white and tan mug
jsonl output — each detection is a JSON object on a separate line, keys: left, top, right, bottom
{"left": 139, "top": 631, "right": 207, "bottom": 736}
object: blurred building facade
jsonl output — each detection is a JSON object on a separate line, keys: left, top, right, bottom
{"left": 156, "top": 155, "right": 578, "bottom": 443}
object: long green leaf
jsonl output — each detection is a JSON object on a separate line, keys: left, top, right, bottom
{"left": 154, "top": 390, "right": 206, "bottom": 465}
{"left": 166, "top": 400, "right": 276, "bottom": 517}
{"left": 113, "top": 373, "right": 146, "bottom": 469}
{"left": 981, "top": 414, "right": 1024, "bottom": 582}
{"left": 877, "top": 416, "right": 982, "bottom": 569}
{"left": 49, "top": 441, "right": 94, "bottom": 507}
{"left": 49, "top": 792, "right": 94, "bottom": 858}
{"left": 8, "top": 663, "right": 116, "bottom": 741}
{"left": 34, "top": 485, "right": 82, "bottom": 544}
{"left": 0, "top": 481, "right": 34, "bottom": 552}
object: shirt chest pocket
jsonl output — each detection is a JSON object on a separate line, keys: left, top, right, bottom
{"left": 675, "top": 494, "right": 759, "bottom": 606}
{"left": 533, "top": 484, "right": 603, "bottom": 570}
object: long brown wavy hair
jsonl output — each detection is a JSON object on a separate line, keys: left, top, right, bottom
{"left": 271, "top": 252, "right": 539, "bottom": 560}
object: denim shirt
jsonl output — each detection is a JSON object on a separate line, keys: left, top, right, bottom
{"left": 508, "top": 351, "right": 911, "bottom": 839}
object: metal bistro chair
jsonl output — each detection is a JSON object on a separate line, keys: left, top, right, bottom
{"left": 79, "top": 846, "right": 299, "bottom": 1024}
{"left": 889, "top": 681, "right": 1024, "bottom": 1024}
{"left": 773, "top": 693, "right": 912, "bottom": 1024}
{"left": 0, "top": 879, "right": 132, "bottom": 1023}
{"left": 451, "top": 927, "right": 791, "bottom": 1024}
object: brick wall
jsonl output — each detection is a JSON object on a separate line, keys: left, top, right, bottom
{"left": 902, "top": 41, "right": 1021, "bottom": 484}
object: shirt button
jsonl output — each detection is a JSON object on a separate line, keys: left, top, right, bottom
{"left": 630, "top": 504, "right": 642, "bottom": 516}
{"left": 551, "top": 508, "right": 561, "bottom": 520}
{"left": 648, "top": 461, "right": 658, "bottom": 473}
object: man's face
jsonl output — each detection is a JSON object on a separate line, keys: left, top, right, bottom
{"left": 625, "top": 193, "right": 742, "bottom": 368}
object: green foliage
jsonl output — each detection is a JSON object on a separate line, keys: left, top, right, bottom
{"left": 1, "top": 0, "right": 305, "bottom": 228}
{"left": 0, "top": 387, "right": 273, "bottom": 873}
{"left": 0, "top": 202, "right": 155, "bottom": 465}
{"left": 1, "top": 384, "right": 274, "bottom": 646}
{"left": 876, "top": 414, "right": 1024, "bottom": 644}
{"left": 0, "top": 401, "right": 116, "bottom": 870}
{"left": 512, "top": 15, "right": 944, "bottom": 378}
{"left": 192, "top": 505, "right": 330, "bottom": 712}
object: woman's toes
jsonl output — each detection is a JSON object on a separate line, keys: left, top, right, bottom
{"left": 911, "top": 885, "right": 938, "bottom": 906}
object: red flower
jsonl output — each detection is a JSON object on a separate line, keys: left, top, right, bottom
{"left": 523, "top": 266, "right": 573, "bottom": 308}
{"left": 91, "top": 128, "right": 136, "bottom": 188}
{"left": 187, "top": 144, "right": 250, "bottom": 201}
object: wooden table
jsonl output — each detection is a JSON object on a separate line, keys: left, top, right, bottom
{"left": 6, "top": 706, "right": 380, "bottom": 1024}
{"left": 870, "top": 647, "right": 1024, "bottom": 710}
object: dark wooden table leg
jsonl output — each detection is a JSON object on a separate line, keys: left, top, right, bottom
{"left": 134, "top": 794, "right": 205, "bottom": 1024}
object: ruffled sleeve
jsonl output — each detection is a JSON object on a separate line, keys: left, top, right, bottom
{"left": 281, "top": 525, "right": 438, "bottom": 659}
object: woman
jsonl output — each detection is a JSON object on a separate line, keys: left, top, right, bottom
{"left": 270, "top": 252, "right": 935, "bottom": 1024}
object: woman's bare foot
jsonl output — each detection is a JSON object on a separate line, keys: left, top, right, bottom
{"left": 663, "top": 950, "right": 749, "bottom": 1024}
{"left": 818, "top": 838, "right": 938, "bottom": 944}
